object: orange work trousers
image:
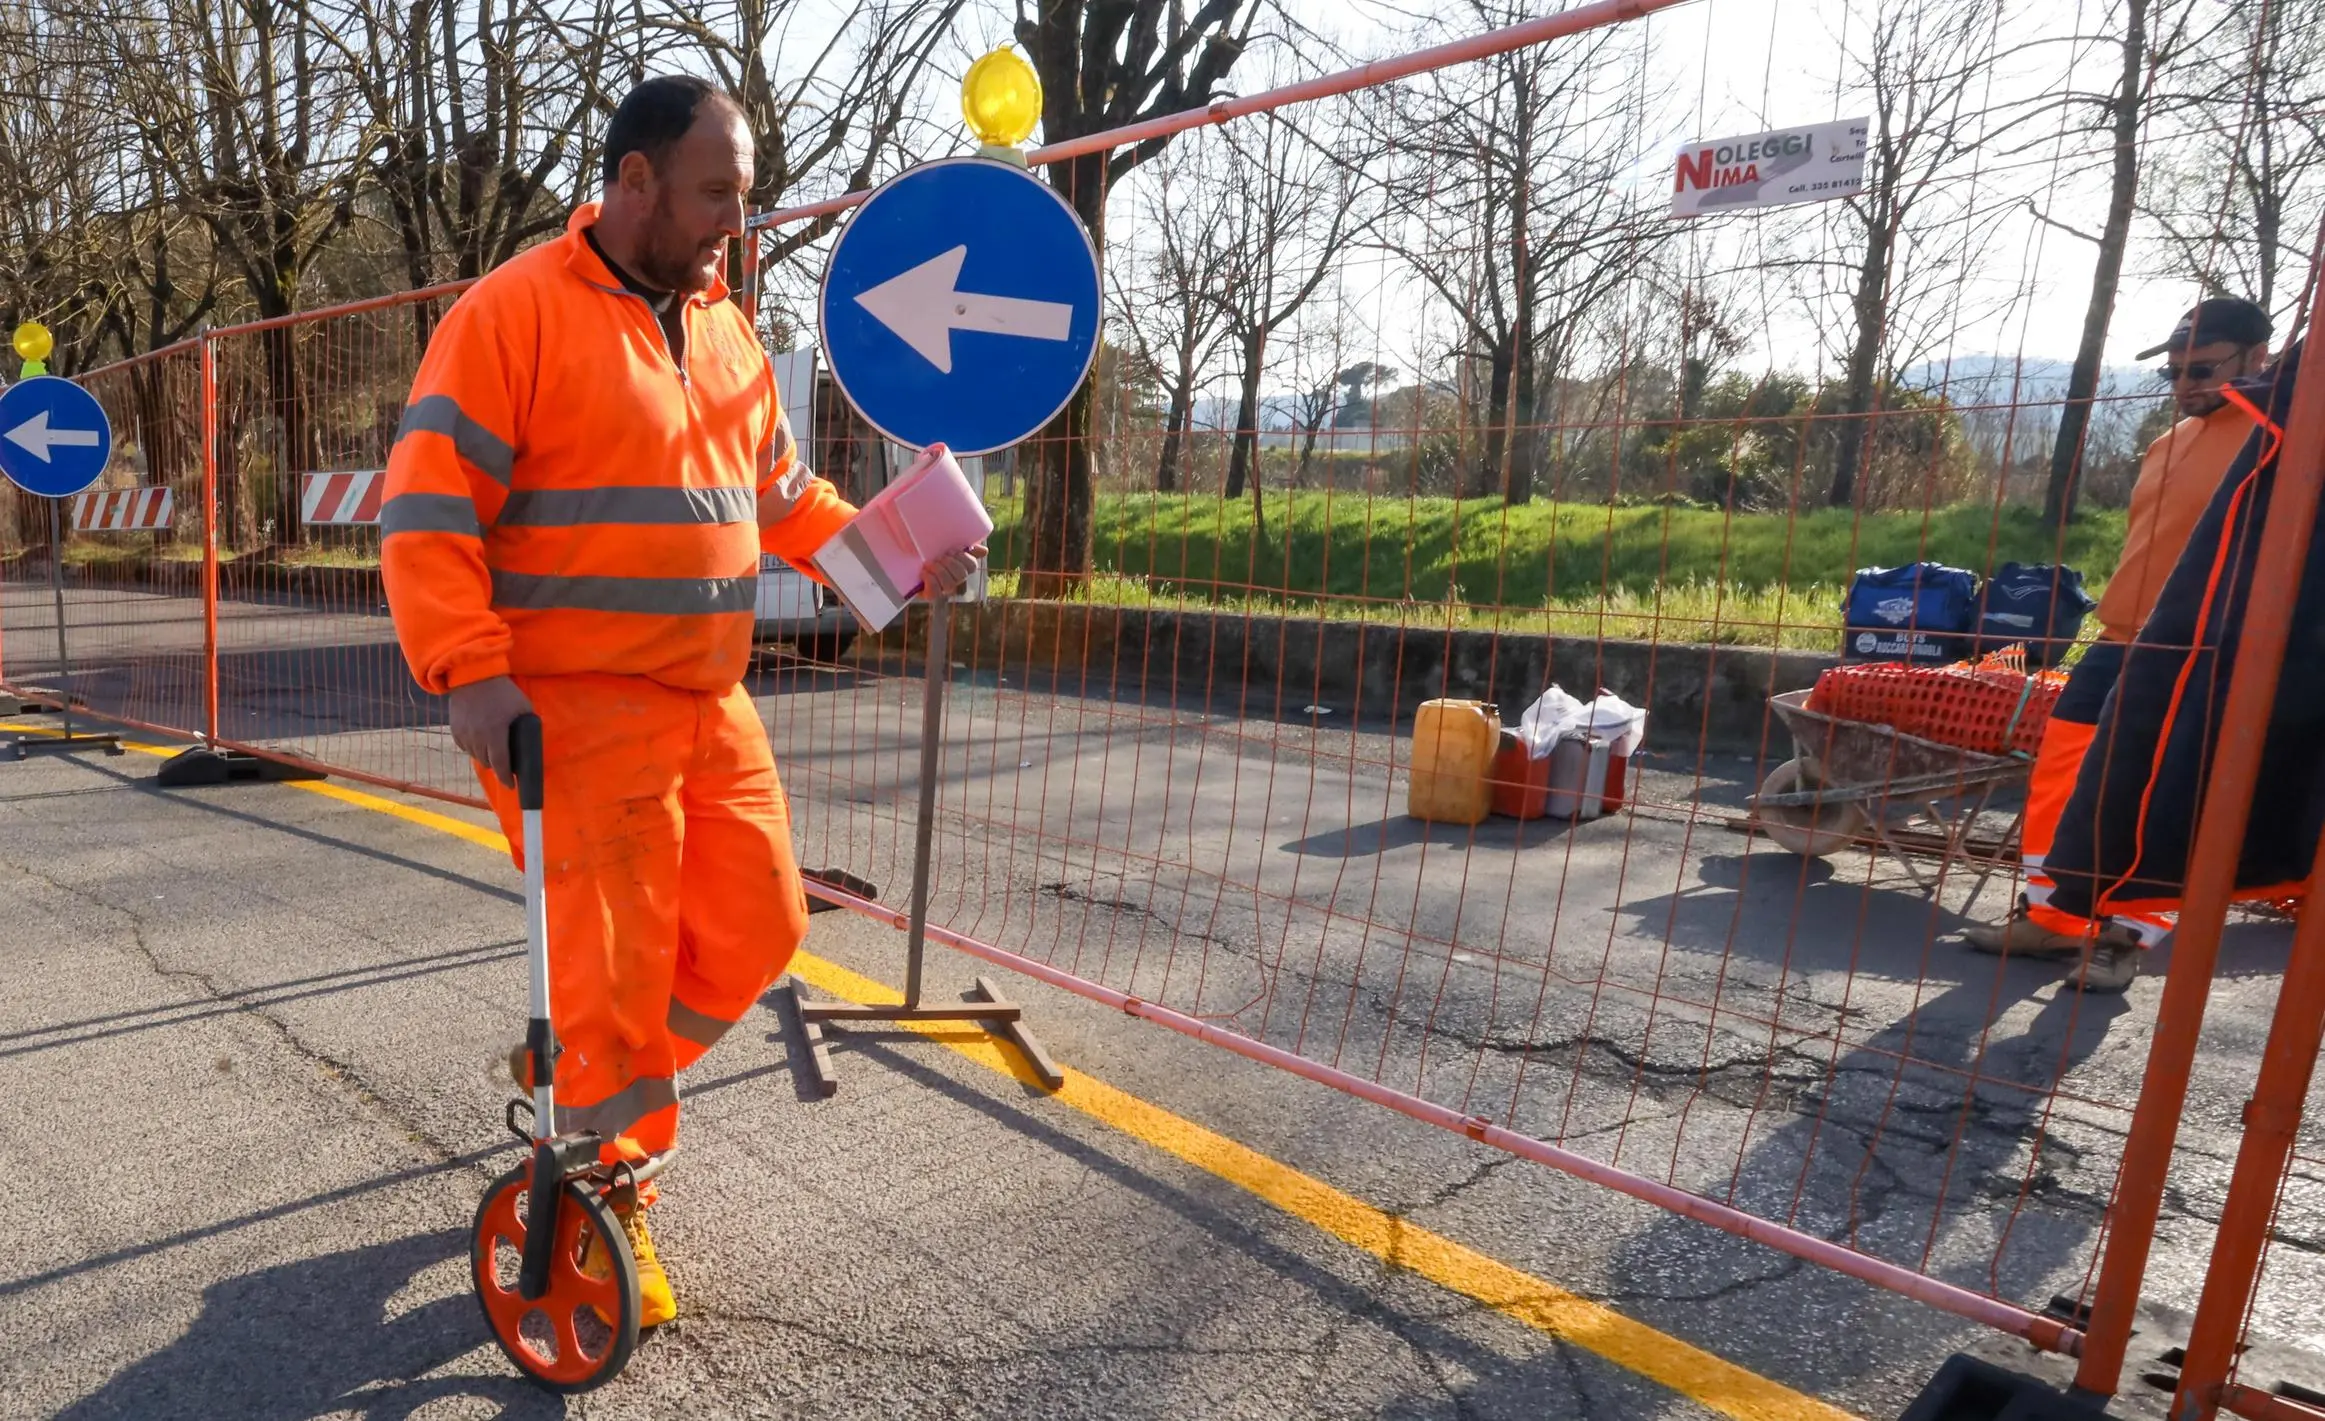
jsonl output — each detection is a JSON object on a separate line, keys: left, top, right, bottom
{"left": 480, "top": 674, "right": 810, "bottom": 1161}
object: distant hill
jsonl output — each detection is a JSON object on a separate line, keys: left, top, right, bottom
{"left": 1901, "top": 355, "right": 2158, "bottom": 410}
{"left": 1904, "top": 356, "right": 2169, "bottom": 468}
{"left": 1186, "top": 356, "right": 2174, "bottom": 454}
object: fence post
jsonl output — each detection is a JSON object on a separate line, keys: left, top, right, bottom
{"left": 2168, "top": 854, "right": 2325, "bottom": 1419}
{"left": 2163, "top": 315, "right": 2325, "bottom": 1421}
{"left": 2074, "top": 256, "right": 2325, "bottom": 1399}
{"left": 199, "top": 329, "right": 219, "bottom": 747}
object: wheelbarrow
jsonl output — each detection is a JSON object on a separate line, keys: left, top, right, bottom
{"left": 1744, "top": 689, "right": 2032, "bottom": 898}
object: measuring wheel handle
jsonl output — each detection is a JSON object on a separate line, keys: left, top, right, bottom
{"left": 470, "top": 712, "right": 645, "bottom": 1392}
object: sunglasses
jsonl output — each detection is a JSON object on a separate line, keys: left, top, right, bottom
{"left": 2159, "top": 358, "right": 2241, "bottom": 382}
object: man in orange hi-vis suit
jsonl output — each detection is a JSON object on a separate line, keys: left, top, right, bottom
{"left": 382, "top": 76, "right": 980, "bottom": 1327}
{"left": 1961, "top": 298, "right": 2270, "bottom": 991}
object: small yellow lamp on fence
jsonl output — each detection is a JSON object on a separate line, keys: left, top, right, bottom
{"left": 962, "top": 45, "right": 1042, "bottom": 165}
{"left": 13, "top": 321, "right": 53, "bottom": 378}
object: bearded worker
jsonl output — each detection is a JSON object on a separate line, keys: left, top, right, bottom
{"left": 381, "top": 75, "right": 979, "bottom": 1326}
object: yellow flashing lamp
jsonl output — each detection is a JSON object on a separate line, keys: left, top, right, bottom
{"left": 13, "top": 321, "right": 53, "bottom": 378}
{"left": 962, "top": 46, "right": 1043, "bottom": 157}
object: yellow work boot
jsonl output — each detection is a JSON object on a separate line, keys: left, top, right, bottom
{"left": 582, "top": 1195, "right": 675, "bottom": 1328}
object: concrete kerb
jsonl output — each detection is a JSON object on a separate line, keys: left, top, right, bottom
{"left": 874, "top": 599, "right": 1835, "bottom": 756}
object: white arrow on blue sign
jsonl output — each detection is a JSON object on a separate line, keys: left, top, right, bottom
{"left": 0, "top": 376, "right": 114, "bottom": 499}
{"left": 819, "top": 157, "right": 1101, "bottom": 456}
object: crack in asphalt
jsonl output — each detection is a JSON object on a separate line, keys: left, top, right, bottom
{"left": 660, "top": 1303, "right": 1326, "bottom": 1367}
{"left": 1, "top": 855, "right": 468, "bottom": 1169}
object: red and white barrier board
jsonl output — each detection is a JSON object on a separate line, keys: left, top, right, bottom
{"left": 71, "top": 485, "right": 175, "bottom": 532}
{"left": 301, "top": 470, "right": 385, "bottom": 526}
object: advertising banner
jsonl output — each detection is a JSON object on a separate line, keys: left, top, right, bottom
{"left": 1670, "top": 118, "right": 1869, "bottom": 218}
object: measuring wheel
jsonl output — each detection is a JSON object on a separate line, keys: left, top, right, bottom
{"left": 470, "top": 713, "right": 644, "bottom": 1392}
{"left": 471, "top": 1163, "right": 640, "bottom": 1391}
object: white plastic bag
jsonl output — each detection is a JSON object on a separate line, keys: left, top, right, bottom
{"left": 1516, "top": 684, "right": 1647, "bottom": 758}
{"left": 1517, "top": 684, "right": 1585, "bottom": 757}
{"left": 1576, "top": 689, "right": 1647, "bottom": 757}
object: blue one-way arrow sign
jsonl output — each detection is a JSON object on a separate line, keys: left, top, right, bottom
{"left": 820, "top": 157, "right": 1100, "bottom": 456}
{"left": 0, "top": 376, "right": 113, "bottom": 498}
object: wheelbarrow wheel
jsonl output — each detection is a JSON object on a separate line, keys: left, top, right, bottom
{"left": 1755, "top": 758, "right": 1868, "bottom": 858}
{"left": 471, "top": 1164, "right": 641, "bottom": 1392}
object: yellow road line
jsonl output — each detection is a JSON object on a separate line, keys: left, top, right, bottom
{"left": 1, "top": 722, "right": 506, "bottom": 850}
{"left": 1, "top": 718, "right": 1856, "bottom": 1421}
{"left": 289, "top": 777, "right": 510, "bottom": 851}
{"left": 783, "top": 953, "right": 1855, "bottom": 1421}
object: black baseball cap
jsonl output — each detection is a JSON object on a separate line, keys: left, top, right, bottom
{"left": 2138, "top": 297, "right": 2273, "bottom": 360}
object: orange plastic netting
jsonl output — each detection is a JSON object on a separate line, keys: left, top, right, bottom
{"left": 1806, "top": 652, "right": 2067, "bottom": 756}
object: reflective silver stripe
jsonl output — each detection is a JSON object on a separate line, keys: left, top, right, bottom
{"left": 757, "top": 420, "right": 796, "bottom": 480}
{"left": 760, "top": 464, "right": 814, "bottom": 520}
{"left": 498, "top": 485, "right": 755, "bottom": 528}
{"left": 560, "top": 1074, "right": 679, "bottom": 1139}
{"left": 834, "top": 522, "right": 912, "bottom": 605}
{"left": 490, "top": 571, "right": 756, "bottom": 616}
{"left": 395, "top": 395, "right": 515, "bottom": 485}
{"left": 378, "top": 492, "right": 482, "bottom": 538}
{"left": 667, "top": 999, "right": 738, "bottom": 1050}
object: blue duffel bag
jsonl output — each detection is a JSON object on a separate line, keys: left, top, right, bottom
{"left": 1972, "top": 561, "right": 2095, "bottom": 667}
{"left": 1841, "top": 562, "right": 1980, "bottom": 665}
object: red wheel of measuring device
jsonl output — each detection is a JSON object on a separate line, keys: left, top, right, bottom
{"left": 470, "top": 1164, "right": 641, "bottom": 1392}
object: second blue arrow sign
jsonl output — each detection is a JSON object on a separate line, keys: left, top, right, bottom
{"left": 819, "top": 157, "right": 1101, "bottom": 456}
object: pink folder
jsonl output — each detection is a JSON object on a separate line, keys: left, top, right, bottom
{"left": 812, "top": 443, "right": 993, "bottom": 633}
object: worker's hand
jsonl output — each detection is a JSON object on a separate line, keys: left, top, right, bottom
{"left": 448, "top": 675, "right": 535, "bottom": 787}
{"left": 922, "top": 542, "right": 986, "bottom": 602}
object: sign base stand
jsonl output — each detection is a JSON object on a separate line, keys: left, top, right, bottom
{"left": 8, "top": 726, "right": 122, "bottom": 761}
{"left": 782, "top": 973, "right": 1062, "bottom": 1099}
{"left": 775, "top": 603, "right": 1063, "bottom": 1098}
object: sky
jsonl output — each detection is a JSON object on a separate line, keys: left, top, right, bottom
{"left": 754, "top": 0, "right": 2297, "bottom": 399}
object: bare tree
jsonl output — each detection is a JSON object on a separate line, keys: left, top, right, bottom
{"left": 1014, "top": 0, "right": 1264, "bottom": 594}
{"left": 1282, "top": 321, "right": 1386, "bottom": 488}
{"left": 73, "top": 0, "right": 371, "bottom": 544}
{"left": 1105, "top": 139, "right": 1237, "bottom": 492}
{"left": 0, "top": 7, "right": 135, "bottom": 373}
{"left": 2141, "top": 0, "right": 2325, "bottom": 315}
{"left": 1820, "top": 0, "right": 2001, "bottom": 509}
{"left": 639, "top": 0, "right": 965, "bottom": 277}
{"left": 1378, "top": 1, "right": 1659, "bottom": 504}
{"left": 1217, "top": 103, "right": 1373, "bottom": 508}
{"left": 330, "top": 0, "right": 630, "bottom": 318}
{"left": 2025, "top": 0, "right": 2201, "bottom": 527}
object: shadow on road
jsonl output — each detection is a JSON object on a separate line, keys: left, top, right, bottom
{"left": 1279, "top": 814, "right": 1578, "bottom": 858}
{"left": 1593, "top": 845, "right": 2145, "bottom": 1401}
{"left": 52, "top": 1229, "right": 562, "bottom": 1421}
{"left": 832, "top": 1033, "right": 1600, "bottom": 1403}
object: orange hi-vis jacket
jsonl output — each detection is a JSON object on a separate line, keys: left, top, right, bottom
{"left": 382, "top": 204, "right": 853, "bottom": 696}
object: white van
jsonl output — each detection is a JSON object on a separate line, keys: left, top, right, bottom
{"left": 758, "top": 350, "right": 859, "bottom": 662}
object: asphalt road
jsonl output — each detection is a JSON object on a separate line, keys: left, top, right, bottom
{"left": 3, "top": 578, "right": 2323, "bottom": 1418}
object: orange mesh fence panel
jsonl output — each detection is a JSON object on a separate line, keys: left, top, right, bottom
{"left": 740, "top": 55, "right": 2325, "bottom": 1375}
{"left": 205, "top": 289, "right": 482, "bottom": 803}
{"left": 0, "top": 343, "right": 211, "bottom": 739}
{"left": 23, "top": 1, "right": 2324, "bottom": 1395}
